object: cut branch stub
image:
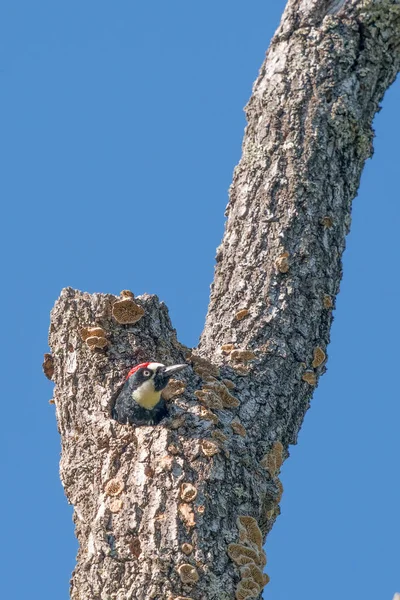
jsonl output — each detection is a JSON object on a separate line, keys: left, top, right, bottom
{"left": 50, "top": 288, "right": 277, "bottom": 598}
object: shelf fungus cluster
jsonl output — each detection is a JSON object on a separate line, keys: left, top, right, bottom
{"left": 176, "top": 484, "right": 199, "bottom": 591}
{"left": 80, "top": 326, "right": 108, "bottom": 350}
{"left": 188, "top": 352, "right": 220, "bottom": 380}
{"left": 260, "top": 441, "right": 284, "bottom": 478}
{"left": 302, "top": 345, "right": 326, "bottom": 386}
{"left": 227, "top": 516, "right": 269, "bottom": 599}
{"left": 112, "top": 290, "right": 145, "bottom": 324}
{"left": 230, "top": 349, "right": 256, "bottom": 364}
{"left": 260, "top": 443, "right": 285, "bottom": 526}
{"left": 163, "top": 378, "right": 187, "bottom": 401}
{"left": 197, "top": 406, "right": 219, "bottom": 424}
{"left": 196, "top": 379, "right": 240, "bottom": 410}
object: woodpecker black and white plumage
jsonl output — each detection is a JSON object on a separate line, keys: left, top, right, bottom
{"left": 112, "top": 362, "right": 187, "bottom": 426}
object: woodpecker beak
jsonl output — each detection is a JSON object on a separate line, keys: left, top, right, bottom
{"left": 164, "top": 364, "right": 188, "bottom": 376}
{"left": 153, "top": 364, "right": 188, "bottom": 392}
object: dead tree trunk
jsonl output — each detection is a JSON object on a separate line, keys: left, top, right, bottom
{"left": 46, "top": 2, "right": 400, "bottom": 599}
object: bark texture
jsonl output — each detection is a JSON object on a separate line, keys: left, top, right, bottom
{"left": 47, "top": 2, "right": 400, "bottom": 599}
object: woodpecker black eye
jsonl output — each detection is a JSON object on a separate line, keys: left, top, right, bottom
{"left": 143, "top": 369, "right": 151, "bottom": 377}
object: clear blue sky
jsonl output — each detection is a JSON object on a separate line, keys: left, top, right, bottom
{"left": 1, "top": 2, "right": 399, "bottom": 599}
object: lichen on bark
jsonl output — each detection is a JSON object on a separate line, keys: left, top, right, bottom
{"left": 47, "top": 1, "right": 400, "bottom": 598}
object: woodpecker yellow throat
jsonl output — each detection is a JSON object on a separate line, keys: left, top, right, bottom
{"left": 131, "top": 378, "right": 163, "bottom": 409}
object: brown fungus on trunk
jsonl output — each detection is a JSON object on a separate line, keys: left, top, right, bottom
{"left": 42, "top": 353, "right": 54, "bottom": 380}
{"left": 112, "top": 296, "right": 145, "bottom": 324}
{"left": 104, "top": 478, "right": 124, "bottom": 497}
{"left": 312, "top": 346, "right": 326, "bottom": 368}
{"left": 176, "top": 564, "right": 199, "bottom": 584}
{"left": 302, "top": 371, "right": 317, "bottom": 385}
{"left": 180, "top": 483, "right": 198, "bottom": 503}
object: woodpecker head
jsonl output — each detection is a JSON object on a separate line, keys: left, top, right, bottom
{"left": 124, "top": 362, "right": 187, "bottom": 410}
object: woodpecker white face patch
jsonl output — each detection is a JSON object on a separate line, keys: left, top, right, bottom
{"left": 147, "top": 362, "right": 165, "bottom": 372}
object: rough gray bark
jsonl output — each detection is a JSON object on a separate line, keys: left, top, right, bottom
{"left": 47, "top": 2, "right": 400, "bottom": 599}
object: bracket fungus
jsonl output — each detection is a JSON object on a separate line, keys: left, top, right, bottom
{"left": 80, "top": 326, "right": 105, "bottom": 340}
{"left": 81, "top": 326, "right": 108, "bottom": 350}
{"left": 86, "top": 335, "right": 108, "bottom": 349}
{"left": 227, "top": 544, "right": 261, "bottom": 566}
{"left": 235, "top": 578, "right": 260, "bottom": 600}
{"left": 323, "top": 294, "right": 333, "bottom": 309}
{"left": 221, "top": 343, "right": 236, "bottom": 354}
{"left": 120, "top": 289, "right": 134, "bottom": 299}
{"left": 180, "top": 483, "right": 198, "bottom": 503}
{"left": 212, "top": 430, "right": 228, "bottom": 443}
{"left": 203, "top": 381, "right": 240, "bottom": 408}
{"left": 223, "top": 378, "right": 236, "bottom": 390}
{"left": 163, "top": 379, "right": 187, "bottom": 401}
{"left": 104, "top": 478, "right": 124, "bottom": 497}
{"left": 188, "top": 353, "right": 220, "bottom": 379}
{"left": 200, "top": 440, "right": 220, "bottom": 457}
{"left": 321, "top": 215, "right": 334, "bottom": 228}
{"left": 197, "top": 406, "right": 219, "bottom": 424}
{"left": 235, "top": 308, "right": 249, "bottom": 321}
{"left": 42, "top": 353, "right": 54, "bottom": 380}
{"left": 312, "top": 346, "right": 326, "bottom": 368}
{"left": 260, "top": 441, "right": 284, "bottom": 476}
{"left": 302, "top": 370, "right": 317, "bottom": 385}
{"left": 230, "top": 349, "right": 257, "bottom": 363}
{"left": 231, "top": 421, "right": 247, "bottom": 437}
{"left": 112, "top": 295, "right": 144, "bottom": 324}
{"left": 228, "top": 516, "right": 269, "bottom": 598}
{"left": 276, "top": 479, "right": 284, "bottom": 504}
{"left": 275, "top": 251, "right": 289, "bottom": 273}
{"left": 181, "top": 543, "right": 193, "bottom": 556}
{"left": 240, "top": 564, "right": 269, "bottom": 588}
{"left": 177, "top": 564, "right": 199, "bottom": 584}
{"left": 109, "top": 499, "right": 123, "bottom": 513}
{"left": 195, "top": 389, "right": 224, "bottom": 410}
{"left": 237, "top": 516, "right": 263, "bottom": 549}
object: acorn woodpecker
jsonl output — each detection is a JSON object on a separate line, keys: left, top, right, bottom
{"left": 112, "top": 362, "right": 188, "bottom": 426}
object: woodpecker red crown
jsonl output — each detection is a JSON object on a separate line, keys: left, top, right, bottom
{"left": 126, "top": 362, "right": 151, "bottom": 380}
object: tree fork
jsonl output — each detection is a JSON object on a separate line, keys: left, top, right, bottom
{"left": 47, "top": 2, "right": 400, "bottom": 599}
